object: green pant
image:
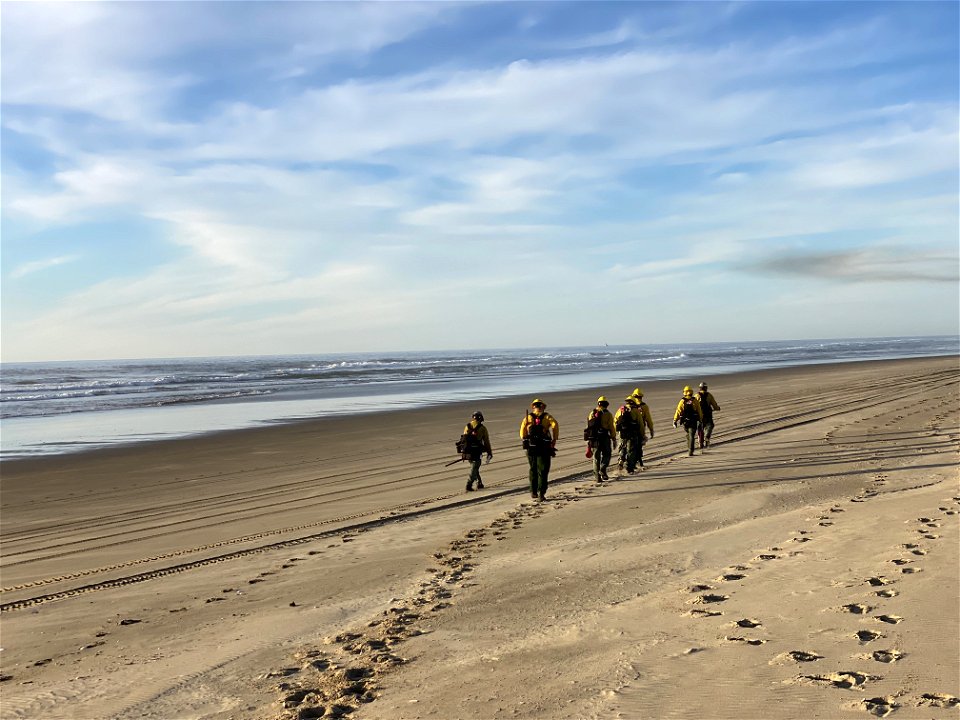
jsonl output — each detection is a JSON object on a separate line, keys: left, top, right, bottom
{"left": 468, "top": 457, "right": 482, "bottom": 486}
{"left": 684, "top": 424, "right": 697, "bottom": 455}
{"left": 619, "top": 433, "right": 639, "bottom": 472}
{"left": 592, "top": 436, "right": 612, "bottom": 480}
{"left": 527, "top": 452, "right": 551, "bottom": 496}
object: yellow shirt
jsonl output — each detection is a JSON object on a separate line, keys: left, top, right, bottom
{"left": 462, "top": 420, "right": 492, "bottom": 453}
{"left": 614, "top": 405, "right": 642, "bottom": 436}
{"left": 585, "top": 407, "right": 616, "bottom": 437}
{"left": 673, "top": 396, "right": 703, "bottom": 423}
{"left": 519, "top": 411, "right": 559, "bottom": 442}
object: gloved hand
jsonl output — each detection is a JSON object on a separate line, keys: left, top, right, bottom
{"left": 673, "top": 421, "right": 678, "bottom": 429}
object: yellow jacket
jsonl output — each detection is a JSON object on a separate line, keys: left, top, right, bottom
{"left": 697, "top": 391, "right": 720, "bottom": 412}
{"left": 462, "top": 420, "right": 493, "bottom": 454}
{"left": 636, "top": 401, "right": 654, "bottom": 436}
{"left": 614, "top": 405, "right": 642, "bottom": 436}
{"left": 586, "top": 407, "right": 616, "bottom": 437}
{"left": 673, "top": 396, "right": 703, "bottom": 424}
{"left": 519, "top": 411, "right": 559, "bottom": 442}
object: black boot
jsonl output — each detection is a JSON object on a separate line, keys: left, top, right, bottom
{"left": 466, "top": 483, "right": 474, "bottom": 492}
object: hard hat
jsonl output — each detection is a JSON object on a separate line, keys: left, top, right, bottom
{"left": 699, "top": 382, "right": 707, "bottom": 389}
{"left": 625, "top": 395, "right": 637, "bottom": 404}
{"left": 632, "top": 387, "right": 644, "bottom": 398}
{"left": 597, "top": 396, "right": 608, "bottom": 404}
{"left": 683, "top": 386, "right": 693, "bottom": 396}
{"left": 472, "top": 411, "right": 484, "bottom": 422}
{"left": 531, "top": 398, "right": 545, "bottom": 408}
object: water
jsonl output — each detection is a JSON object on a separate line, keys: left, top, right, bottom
{"left": 2, "top": 336, "right": 956, "bottom": 458}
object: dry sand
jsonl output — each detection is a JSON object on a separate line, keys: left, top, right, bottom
{"left": 1, "top": 356, "right": 958, "bottom": 720}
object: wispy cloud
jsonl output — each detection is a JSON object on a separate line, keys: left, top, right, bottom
{"left": 2, "top": 2, "right": 957, "bottom": 360}
{"left": 10, "top": 255, "right": 80, "bottom": 279}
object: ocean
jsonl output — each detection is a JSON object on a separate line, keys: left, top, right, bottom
{"left": 1, "top": 336, "right": 956, "bottom": 459}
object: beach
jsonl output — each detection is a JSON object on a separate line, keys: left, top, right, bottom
{"left": 1, "top": 356, "right": 958, "bottom": 719}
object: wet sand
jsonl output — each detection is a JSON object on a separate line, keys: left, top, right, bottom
{"left": 1, "top": 356, "right": 958, "bottom": 719}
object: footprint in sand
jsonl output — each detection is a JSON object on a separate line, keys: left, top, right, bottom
{"left": 799, "top": 671, "right": 876, "bottom": 689}
{"left": 754, "top": 554, "right": 780, "bottom": 561}
{"left": 869, "top": 650, "right": 905, "bottom": 664}
{"left": 734, "top": 618, "right": 762, "bottom": 628}
{"left": 725, "top": 636, "right": 765, "bottom": 646}
{"left": 889, "top": 559, "right": 912, "bottom": 566}
{"left": 917, "top": 693, "right": 959, "bottom": 708}
{"left": 900, "top": 567, "right": 922, "bottom": 574}
{"left": 861, "top": 696, "right": 898, "bottom": 717}
{"left": 841, "top": 603, "right": 872, "bottom": 615}
{"left": 688, "top": 584, "right": 713, "bottom": 592}
{"left": 717, "top": 573, "right": 746, "bottom": 582}
{"left": 874, "top": 614, "right": 903, "bottom": 625}
{"left": 866, "top": 576, "right": 893, "bottom": 587}
{"left": 769, "top": 648, "right": 825, "bottom": 666}
{"left": 855, "top": 630, "right": 883, "bottom": 643}
{"left": 875, "top": 589, "right": 899, "bottom": 598}
{"left": 687, "top": 609, "right": 723, "bottom": 618}
{"left": 785, "top": 650, "right": 823, "bottom": 662}
{"left": 690, "top": 593, "right": 729, "bottom": 604}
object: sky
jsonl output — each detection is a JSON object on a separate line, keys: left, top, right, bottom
{"left": 2, "top": 1, "right": 958, "bottom": 362}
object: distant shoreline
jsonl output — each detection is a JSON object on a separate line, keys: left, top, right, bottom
{"left": 3, "top": 353, "right": 956, "bottom": 464}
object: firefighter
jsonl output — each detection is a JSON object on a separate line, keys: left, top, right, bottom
{"left": 630, "top": 388, "right": 655, "bottom": 469}
{"left": 696, "top": 382, "right": 721, "bottom": 449}
{"left": 615, "top": 396, "right": 642, "bottom": 473}
{"left": 673, "top": 386, "right": 703, "bottom": 456}
{"left": 585, "top": 396, "right": 617, "bottom": 482}
{"left": 520, "top": 398, "right": 559, "bottom": 500}
{"left": 460, "top": 411, "right": 493, "bottom": 492}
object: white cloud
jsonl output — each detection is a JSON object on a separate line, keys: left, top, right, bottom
{"left": 9, "top": 254, "right": 80, "bottom": 279}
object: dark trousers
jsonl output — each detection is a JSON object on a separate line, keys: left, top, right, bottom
{"left": 467, "top": 456, "right": 482, "bottom": 486}
{"left": 684, "top": 424, "right": 697, "bottom": 455}
{"left": 527, "top": 452, "right": 551, "bottom": 496}
{"left": 636, "top": 435, "right": 645, "bottom": 466}
{"left": 619, "top": 433, "right": 639, "bottom": 472}
{"left": 697, "top": 420, "right": 714, "bottom": 447}
{"left": 592, "top": 436, "right": 612, "bottom": 480}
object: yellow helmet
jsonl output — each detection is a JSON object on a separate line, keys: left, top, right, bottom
{"left": 597, "top": 396, "right": 608, "bottom": 404}
{"left": 625, "top": 395, "right": 637, "bottom": 404}
{"left": 683, "top": 386, "right": 693, "bottom": 396}
{"left": 531, "top": 397, "right": 546, "bottom": 408}
{"left": 632, "top": 387, "right": 644, "bottom": 398}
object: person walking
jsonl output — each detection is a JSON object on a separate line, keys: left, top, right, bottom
{"left": 585, "top": 396, "right": 617, "bottom": 482}
{"left": 673, "top": 386, "right": 703, "bottom": 456}
{"left": 696, "top": 382, "right": 721, "bottom": 449}
{"left": 520, "top": 398, "right": 559, "bottom": 500}
{"left": 459, "top": 411, "right": 493, "bottom": 492}
{"left": 615, "top": 396, "right": 642, "bottom": 474}
{"left": 630, "top": 388, "right": 655, "bottom": 469}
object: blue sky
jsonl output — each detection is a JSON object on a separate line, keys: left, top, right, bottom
{"left": 2, "top": 1, "right": 958, "bottom": 362}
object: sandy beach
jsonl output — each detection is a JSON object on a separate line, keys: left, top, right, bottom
{"left": 1, "top": 356, "right": 958, "bottom": 720}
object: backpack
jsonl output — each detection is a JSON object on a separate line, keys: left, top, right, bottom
{"left": 456, "top": 424, "right": 483, "bottom": 454}
{"left": 615, "top": 406, "right": 637, "bottom": 434}
{"left": 526, "top": 412, "right": 549, "bottom": 447}
{"left": 680, "top": 398, "right": 698, "bottom": 425}
{"left": 697, "top": 392, "right": 713, "bottom": 420}
{"left": 584, "top": 409, "right": 609, "bottom": 442}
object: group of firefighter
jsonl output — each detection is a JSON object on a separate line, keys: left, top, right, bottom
{"left": 457, "top": 384, "right": 721, "bottom": 500}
